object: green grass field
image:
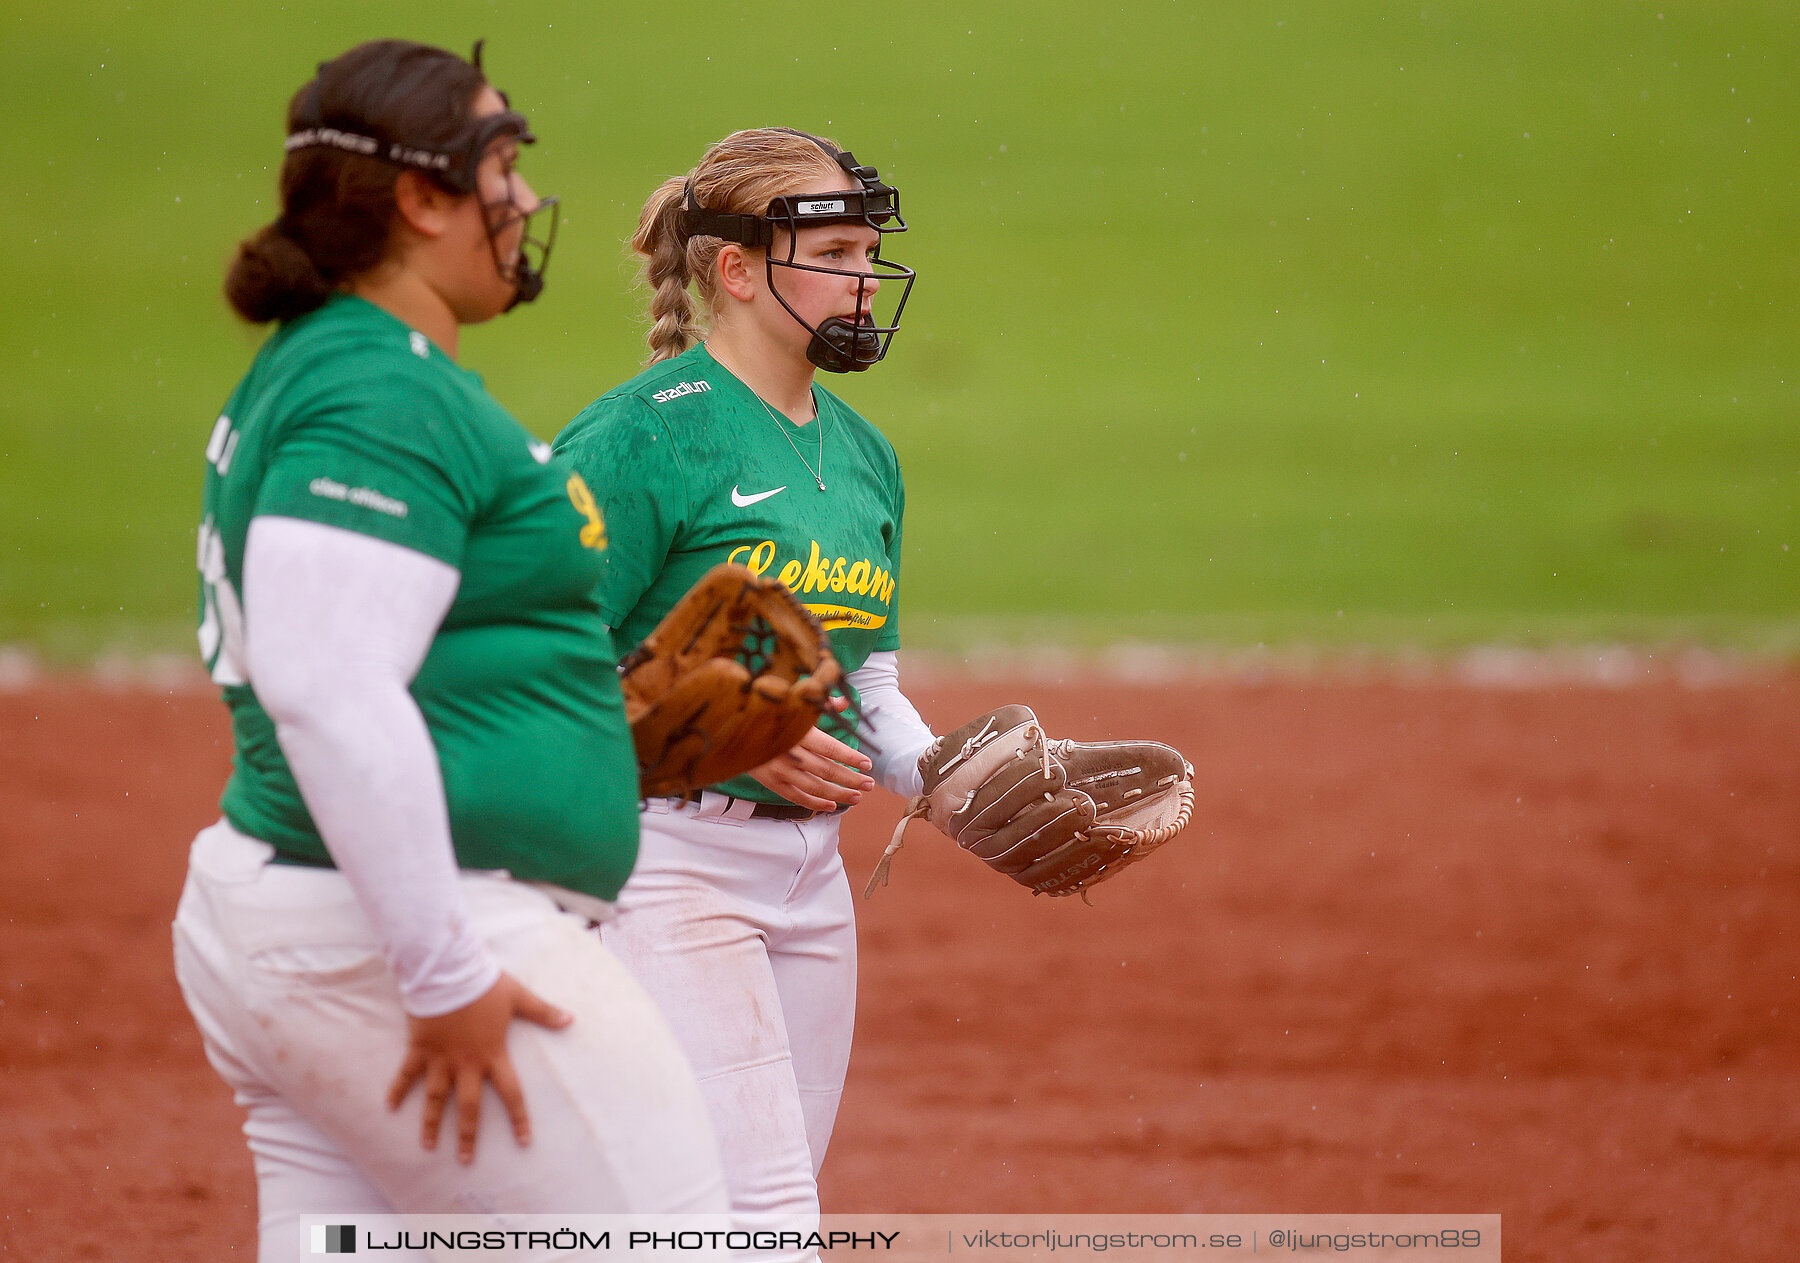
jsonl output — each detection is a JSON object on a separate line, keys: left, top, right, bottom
{"left": 5, "top": 2, "right": 1796, "bottom": 659}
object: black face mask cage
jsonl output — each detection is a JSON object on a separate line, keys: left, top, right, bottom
{"left": 679, "top": 132, "right": 916, "bottom": 372}
{"left": 284, "top": 46, "right": 556, "bottom": 307}
{"left": 486, "top": 194, "right": 558, "bottom": 310}
{"left": 763, "top": 245, "right": 916, "bottom": 374}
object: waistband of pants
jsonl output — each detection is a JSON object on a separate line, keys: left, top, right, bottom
{"left": 651, "top": 791, "right": 850, "bottom": 823}
{"left": 269, "top": 847, "right": 335, "bottom": 869}
{"left": 209, "top": 822, "right": 614, "bottom": 925}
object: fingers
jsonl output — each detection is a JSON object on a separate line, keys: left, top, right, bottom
{"left": 386, "top": 1046, "right": 427, "bottom": 1113}
{"left": 488, "top": 1055, "right": 532, "bottom": 1150}
{"left": 770, "top": 778, "right": 849, "bottom": 812}
{"left": 419, "top": 1058, "right": 455, "bottom": 1153}
{"left": 389, "top": 971, "right": 574, "bottom": 1163}
{"left": 748, "top": 755, "right": 840, "bottom": 810}
{"left": 789, "top": 731, "right": 875, "bottom": 797}
{"left": 454, "top": 1063, "right": 484, "bottom": 1164}
{"left": 791, "top": 752, "right": 873, "bottom": 794}
{"left": 510, "top": 983, "right": 573, "bottom": 1031}
{"left": 767, "top": 756, "right": 874, "bottom": 808}
{"left": 793, "top": 726, "right": 873, "bottom": 773}
{"left": 413, "top": 1057, "right": 529, "bottom": 1163}
{"left": 750, "top": 727, "right": 875, "bottom": 809}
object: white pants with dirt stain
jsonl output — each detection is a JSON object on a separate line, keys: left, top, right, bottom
{"left": 172, "top": 820, "right": 729, "bottom": 1262}
{"left": 601, "top": 795, "right": 859, "bottom": 1263}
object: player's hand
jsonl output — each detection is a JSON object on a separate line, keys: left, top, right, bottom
{"left": 386, "top": 971, "right": 572, "bottom": 1164}
{"left": 748, "top": 700, "right": 874, "bottom": 811}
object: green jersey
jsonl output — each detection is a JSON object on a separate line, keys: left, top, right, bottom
{"left": 197, "top": 293, "right": 640, "bottom": 900}
{"left": 555, "top": 343, "right": 905, "bottom": 804}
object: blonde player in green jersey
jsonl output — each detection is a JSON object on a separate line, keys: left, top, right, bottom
{"left": 555, "top": 129, "right": 941, "bottom": 1258}
{"left": 172, "top": 40, "right": 726, "bottom": 1258}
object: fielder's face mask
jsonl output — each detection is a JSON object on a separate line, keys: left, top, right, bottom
{"left": 284, "top": 46, "right": 559, "bottom": 310}
{"left": 681, "top": 131, "right": 915, "bottom": 373}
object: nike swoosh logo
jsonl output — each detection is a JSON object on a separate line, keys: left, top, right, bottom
{"left": 528, "top": 441, "right": 554, "bottom": 465}
{"left": 732, "top": 485, "right": 788, "bottom": 507}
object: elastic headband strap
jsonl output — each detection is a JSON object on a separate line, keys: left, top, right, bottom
{"left": 284, "top": 127, "right": 451, "bottom": 173}
{"left": 681, "top": 180, "right": 776, "bottom": 247}
{"left": 283, "top": 109, "right": 534, "bottom": 194}
{"left": 679, "top": 132, "right": 904, "bottom": 245}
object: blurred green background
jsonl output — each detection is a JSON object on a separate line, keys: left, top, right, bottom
{"left": 5, "top": 2, "right": 1796, "bottom": 661}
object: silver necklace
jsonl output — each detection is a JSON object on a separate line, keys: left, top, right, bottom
{"left": 754, "top": 392, "right": 826, "bottom": 491}
{"left": 704, "top": 342, "right": 827, "bottom": 490}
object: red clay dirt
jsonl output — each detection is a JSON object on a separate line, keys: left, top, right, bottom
{"left": 2, "top": 673, "right": 1797, "bottom": 1260}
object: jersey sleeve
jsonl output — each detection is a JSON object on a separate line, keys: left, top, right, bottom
{"left": 255, "top": 362, "right": 486, "bottom": 567}
{"left": 554, "top": 394, "right": 691, "bottom": 628}
{"left": 875, "top": 447, "right": 905, "bottom": 653}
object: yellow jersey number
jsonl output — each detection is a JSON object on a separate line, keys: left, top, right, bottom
{"left": 565, "top": 474, "right": 608, "bottom": 554}
{"left": 566, "top": 473, "right": 607, "bottom": 551}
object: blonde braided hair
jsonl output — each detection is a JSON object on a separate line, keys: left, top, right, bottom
{"left": 631, "top": 128, "right": 843, "bottom": 363}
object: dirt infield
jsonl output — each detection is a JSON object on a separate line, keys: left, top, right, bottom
{"left": 3, "top": 671, "right": 1797, "bottom": 1260}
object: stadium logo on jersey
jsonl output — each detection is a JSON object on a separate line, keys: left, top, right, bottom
{"left": 650, "top": 380, "right": 713, "bottom": 404}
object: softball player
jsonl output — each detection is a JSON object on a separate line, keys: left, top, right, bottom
{"left": 171, "top": 41, "right": 726, "bottom": 1259}
{"left": 554, "top": 129, "right": 940, "bottom": 1258}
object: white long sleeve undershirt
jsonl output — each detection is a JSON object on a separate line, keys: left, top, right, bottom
{"left": 242, "top": 515, "right": 499, "bottom": 1018}
{"left": 846, "top": 650, "right": 936, "bottom": 798}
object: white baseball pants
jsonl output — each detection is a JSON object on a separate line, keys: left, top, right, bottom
{"left": 172, "top": 820, "right": 729, "bottom": 1262}
{"left": 601, "top": 796, "right": 858, "bottom": 1263}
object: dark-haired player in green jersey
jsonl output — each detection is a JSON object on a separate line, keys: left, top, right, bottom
{"left": 171, "top": 41, "right": 725, "bottom": 1257}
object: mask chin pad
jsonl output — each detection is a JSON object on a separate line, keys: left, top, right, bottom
{"left": 808, "top": 318, "right": 883, "bottom": 373}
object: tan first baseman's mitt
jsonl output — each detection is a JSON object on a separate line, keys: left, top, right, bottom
{"left": 620, "top": 563, "right": 844, "bottom": 798}
{"left": 864, "top": 704, "right": 1195, "bottom": 899}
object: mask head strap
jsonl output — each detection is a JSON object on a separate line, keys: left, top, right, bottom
{"left": 283, "top": 45, "right": 535, "bottom": 196}
{"left": 679, "top": 129, "right": 906, "bottom": 244}
{"left": 282, "top": 42, "right": 556, "bottom": 308}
